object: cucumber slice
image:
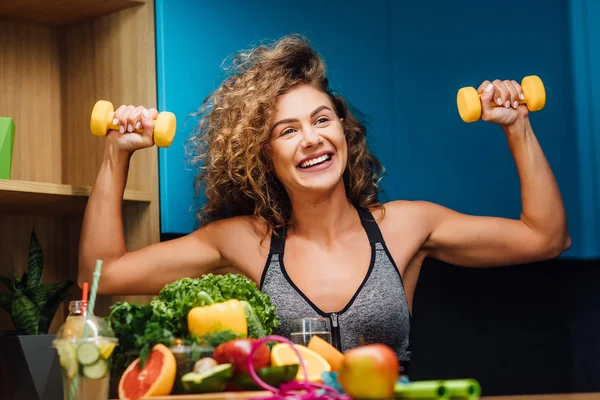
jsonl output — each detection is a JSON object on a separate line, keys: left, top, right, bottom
{"left": 77, "top": 341, "right": 100, "bottom": 365}
{"left": 83, "top": 359, "right": 108, "bottom": 379}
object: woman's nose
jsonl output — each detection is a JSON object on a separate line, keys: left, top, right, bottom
{"left": 301, "top": 127, "right": 321, "bottom": 147}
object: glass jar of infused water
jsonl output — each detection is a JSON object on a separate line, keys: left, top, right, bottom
{"left": 52, "top": 300, "right": 118, "bottom": 400}
{"left": 290, "top": 317, "right": 332, "bottom": 346}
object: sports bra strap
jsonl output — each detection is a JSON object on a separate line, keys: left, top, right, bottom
{"left": 269, "top": 225, "right": 286, "bottom": 255}
{"left": 355, "top": 205, "right": 384, "bottom": 244}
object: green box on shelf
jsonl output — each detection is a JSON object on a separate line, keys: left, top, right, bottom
{"left": 0, "top": 117, "right": 16, "bottom": 179}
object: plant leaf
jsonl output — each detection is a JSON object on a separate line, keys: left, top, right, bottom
{"left": 38, "top": 297, "right": 62, "bottom": 334}
{"left": 12, "top": 273, "right": 24, "bottom": 292}
{"left": 25, "top": 231, "right": 43, "bottom": 291}
{"left": 35, "top": 280, "right": 74, "bottom": 334}
{"left": 30, "top": 280, "right": 73, "bottom": 309}
{"left": 0, "top": 293, "right": 11, "bottom": 313}
{"left": 11, "top": 292, "right": 40, "bottom": 335}
{"left": 29, "top": 284, "right": 51, "bottom": 309}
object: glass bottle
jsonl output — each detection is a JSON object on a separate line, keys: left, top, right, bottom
{"left": 52, "top": 300, "right": 118, "bottom": 400}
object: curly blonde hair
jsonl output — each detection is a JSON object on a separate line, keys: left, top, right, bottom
{"left": 186, "top": 34, "right": 385, "bottom": 231}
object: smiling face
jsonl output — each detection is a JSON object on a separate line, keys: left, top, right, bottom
{"left": 269, "top": 84, "right": 347, "bottom": 199}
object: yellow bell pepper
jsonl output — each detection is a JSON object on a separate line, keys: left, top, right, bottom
{"left": 187, "top": 291, "right": 248, "bottom": 338}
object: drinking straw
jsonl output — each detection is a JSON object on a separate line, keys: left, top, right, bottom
{"left": 69, "top": 260, "right": 103, "bottom": 400}
{"left": 81, "top": 282, "right": 89, "bottom": 315}
{"left": 82, "top": 261, "right": 101, "bottom": 337}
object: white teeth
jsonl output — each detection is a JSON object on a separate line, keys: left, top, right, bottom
{"left": 300, "top": 154, "right": 331, "bottom": 168}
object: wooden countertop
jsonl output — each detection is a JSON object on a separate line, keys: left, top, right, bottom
{"left": 143, "top": 392, "right": 600, "bottom": 399}
{"left": 488, "top": 394, "right": 600, "bottom": 400}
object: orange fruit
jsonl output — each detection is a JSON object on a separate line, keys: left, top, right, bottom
{"left": 271, "top": 343, "right": 330, "bottom": 382}
{"left": 307, "top": 335, "right": 344, "bottom": 372}
{"left": 118, "top": 343, "right": 176, "bottom": 400}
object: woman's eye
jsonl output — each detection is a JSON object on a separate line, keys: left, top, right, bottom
{"left": 316, "top": 117, "right": 329, "bottom": 124}
{"left": 281, "top": 128, "right": 295, "bottom": 136}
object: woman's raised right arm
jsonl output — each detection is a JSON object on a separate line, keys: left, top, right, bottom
{"left": 78, "top": 105, "right": 225, "bottom": 295}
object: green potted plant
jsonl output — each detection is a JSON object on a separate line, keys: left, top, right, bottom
{"left": 0, "top": 230, "right": 74, "bottom": 400}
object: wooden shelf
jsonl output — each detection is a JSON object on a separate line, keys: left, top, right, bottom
{"left": 0, "top": 0, "right": 159, "bottom": 335}
{"left": 0, "top": 179, "right": 152, "bottom": 215}
{"left": 0, "top": 0, "right": 146, "bottom": 26}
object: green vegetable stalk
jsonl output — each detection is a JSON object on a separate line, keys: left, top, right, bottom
{"left": 242, "top": 300, "right": 266, "bottom": 338}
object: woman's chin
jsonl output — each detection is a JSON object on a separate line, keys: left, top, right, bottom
{"left": 297, "top": 174, "right": 344, "bottom": 194}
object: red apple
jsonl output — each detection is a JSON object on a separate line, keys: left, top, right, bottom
{"left": 338, "top": 344, "right": 399, "bottom": 399}
{"left": 212, "top": 339, "right": 270, "bottom": 374}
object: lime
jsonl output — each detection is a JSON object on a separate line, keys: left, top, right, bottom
{"left": 181, "top": 363, "right": 233, "bottom": 393}
{"left": 234, "top": 364, "right": 299, "bottom": 390}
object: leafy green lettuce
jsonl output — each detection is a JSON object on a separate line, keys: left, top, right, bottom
{"left": 107, "top": 273, "right": 279, "bottom": 373}
{"left": 150, "top": 274, "right": 278, "bottom": 335}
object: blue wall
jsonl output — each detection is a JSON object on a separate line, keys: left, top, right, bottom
{"left": 155, "top": 0, "right": 393, "bottom": 231}
{"left": 569, "top": 0, "right": 600, "bottom": 258}
{"left": 156, "top": 0, "right": 593, "bottom": 258}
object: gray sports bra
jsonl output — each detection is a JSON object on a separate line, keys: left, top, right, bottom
{"left": 260, "top": 205, "right": 412, "bottom": 374}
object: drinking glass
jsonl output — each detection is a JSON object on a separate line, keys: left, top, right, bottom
{"left": 53, "top": 300, "right": 117, "bottom": 400}
{"left": 289, "top": 317, "right": 332, "bottom": 346}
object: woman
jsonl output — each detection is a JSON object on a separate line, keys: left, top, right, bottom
{"left": 78, "top": 35, "right": 570, "bottom": 374}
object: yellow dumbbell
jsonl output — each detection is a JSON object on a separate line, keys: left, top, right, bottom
{"left": 90, "top": 100, "right": 177, "bottom": 148}
{"left": 456, "top": 75, "right": 546, "bottom": 123}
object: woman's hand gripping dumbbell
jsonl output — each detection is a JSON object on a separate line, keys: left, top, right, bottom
{"left": 90, "top": 100, "right": 176, "bottom": 151}
{"left": 457, "top": 75, "right": 546, "bottom": 124}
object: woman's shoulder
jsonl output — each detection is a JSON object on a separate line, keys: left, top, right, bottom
{"left": 368, "top": 200, "right": 439, "bottom": 239}
{"left": 197, "top": 214, "right": 273, "bottom": 279}
{"left": 370, "top": 199, "right": 433, "bottom": 221}
{"left": 202, "top": 214, "right": 272, "bottom": 242}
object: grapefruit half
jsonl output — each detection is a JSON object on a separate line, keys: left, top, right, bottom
{"left": 118, "top": 343, "right": 176, "bottom": 400}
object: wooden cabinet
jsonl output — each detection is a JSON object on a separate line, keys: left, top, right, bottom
{"left": 0, "top": 0, "right": 158, "bottom": 333}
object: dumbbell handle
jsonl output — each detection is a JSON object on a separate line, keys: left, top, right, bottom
{"left": 107, "top": 118, "right": 153, "bottom": 134}
{"left": 473, "top": 92, "right": 528, "bottom": 108}
{"left": 90, "top": 100, "right": 176, "bottom": 147}
{"left": 456, "top": 75, "right": 546, "bottom": 123}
